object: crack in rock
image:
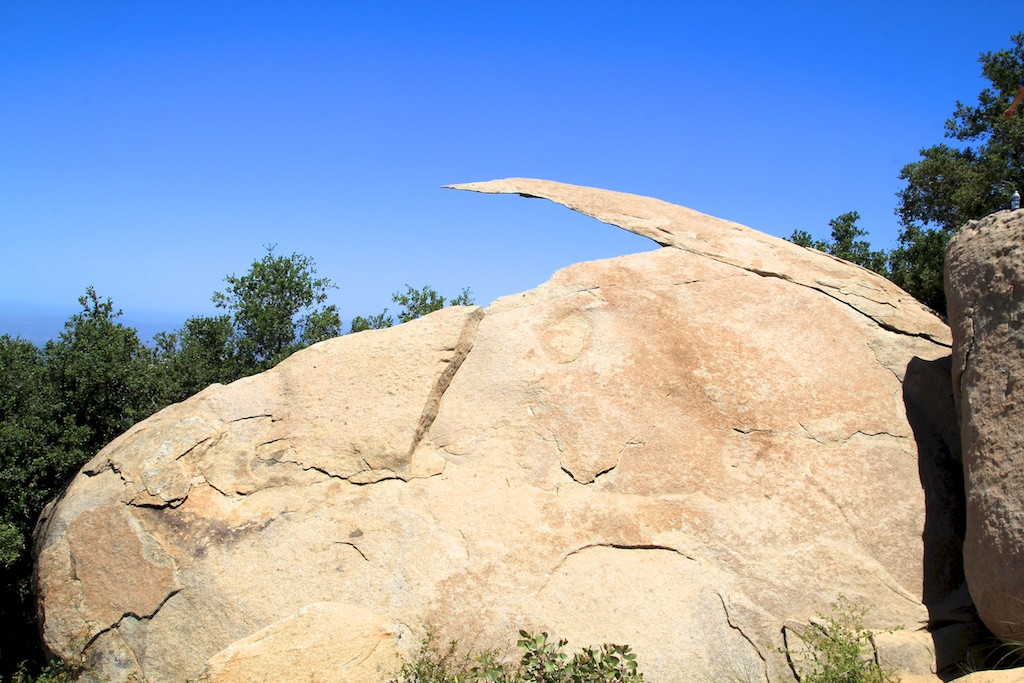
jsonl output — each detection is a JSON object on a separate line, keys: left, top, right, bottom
{"left": 83, "top": 588, "right": 182, "bottom": 653}
{"left": 559, "top": 436, "right": 645, "bottom": 485}
{"left": 716, "top": 592, "right": 770, "bottom": 683}
{"left": 407, "top": 308, "right": 484, "bottom": 459}
{"left": 740, "top": 266, "right": 949, "bottom": 347}
{"left": 335, "top": 541, "right": 369, "bottom": 562}
{"left": 797, "top": 423, "right": 908, "bottom": 447}
{"left": 546, "top": 543, "right": 696, "bottom": 580}
{"left": 781, "top": 625, "right": 801, "bottom": 681}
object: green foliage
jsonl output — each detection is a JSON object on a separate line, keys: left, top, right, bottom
{"left": 392, "top": 284, "right": 446, "bottom": 324}
{"left": 0, "top": 330, "right": 89, "bottom": 681}
{"left": 212, "top": 245, "right": 341, "bottom": 373}
{"left": 152, "top": 314, "right": 237, "bottom": 404}
{"left": 45, "top": 287, "right": 161, "bottom": 454}
{"left": 893, "top": 32, "right": 1024, "bottom": 314}
{"left": 391, "top": 630, "right": 643, "bottom": 683}
{"left": 886, "top": 224, "right": 951, "bottom": 315}
{"left": 0, "top": 335, "right": 86, "bottom": 568}
{"left": 393, "top": 285, "right": 474, "bottom": 324}
{"left": 788, "top": 212, "right": 889, "bottom": 276}
{"left": 898, "top": 32, "right": 1024, "bottom": 231}
{"left": 785, "top": 597, "right": 900, "bottom": 683}
{"left": 10, "top": 658, "right": 81, "bottom": 683}
{"left": 352, "top": 285, "right": 475, "bottom": 333}
{"left": 1, "top": 288, "right": 163, "bottom": 680}
{"left": 350, "top": 310, "right": 395, "bottom": 333}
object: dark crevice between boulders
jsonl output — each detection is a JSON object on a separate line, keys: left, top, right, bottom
{"left": 903, "top": 354, "right": 994, "bottom": 676}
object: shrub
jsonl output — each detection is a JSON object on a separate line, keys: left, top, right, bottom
{"left": 785, "top": 596, "right": 900, "bottom": 683}
{"left": 392, "top": 629, "right": 643, "bottom": 683}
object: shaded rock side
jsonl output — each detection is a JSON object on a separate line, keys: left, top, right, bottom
{"left": 946, "top": 209, "right": 1024, "bottom": 642}
{"left": 35, "top": 179, "right": 967, "bottom": 682}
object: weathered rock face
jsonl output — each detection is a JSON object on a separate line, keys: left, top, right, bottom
{"left": 946, "top": 209, "right": 1024, "bottom": 642}
{"left": 35, "top": 180, "right": 969, "bottom": 682}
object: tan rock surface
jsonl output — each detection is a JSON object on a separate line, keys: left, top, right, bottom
{"left": 195, "top": 602, "right": 405, "bottom": 683}
{"left": 946, "top": 209, "right": 1024, "bottom": 642}
{"left": 35, "top": 180, "right": 970, "bottom": 682}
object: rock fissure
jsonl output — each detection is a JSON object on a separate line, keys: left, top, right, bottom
{"left": 553, "top": 543, "right": 696, "bottom": 573}
{"left": 336, "top": 541, "right": 369, "bottom": 562}
{"left": 735, "top": 263, "right": 949, "bottom": 346}
{"left": 731, "top": 427, "right": 777, "bottom": 436}
{"left": 406, "top": 308, "right": 485, "bottom": 458}
{"left": 82, "top": 588, "right": 182, "bottom": 653}
{"left": 845, "top": 429, "right": 907, "bottom": 443}
{"left": 123, "top": 497, "right": 181, "bottom": 510}
{"left": 562, "top": 458, "right": 619, "bottom": 485}
{"left": 305, "top": 463, "right": 405, "bottom": 485}
{"left": 780, "top": 625, "right": 801, "bottom": 681}
{"left": 173, "top": 436, "right": 213, "bottom": 462}
{"left": 796, "top": 424, "right": 907, "bottom": 447}
{"left": 228, "top": 414, "right": 273, "bottom": 423}
{"left": 201, "top": 478, "right": 233, "bottom": 498}
{"left": 715, "top": 592, "right": 770, "bottom": 683}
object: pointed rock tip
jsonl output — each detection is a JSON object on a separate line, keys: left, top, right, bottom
{"left": 444, "top": 178, "right": 950, "bottom": 344}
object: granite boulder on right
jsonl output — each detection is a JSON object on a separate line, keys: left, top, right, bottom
{"left": 947, "top": 208, "right": 1024, "bottom": 642}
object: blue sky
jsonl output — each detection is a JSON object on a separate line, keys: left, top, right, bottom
{"left": 1, "top": 1, "right": 1020, "bottom": 343}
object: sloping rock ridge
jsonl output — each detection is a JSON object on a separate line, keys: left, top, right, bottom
{"left": 35, "top": 179, "right": 972, "bottom": 682}
{"left": 946, "top": 209, "right": 1024, "bottom": 643}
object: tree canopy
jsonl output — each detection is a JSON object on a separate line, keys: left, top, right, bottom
{"left": 350, "top": 285, "right": 474, "bottom": 333}
{"left": 790, "top": 33, "right": 1024, "bottom": 316}
{"left": 212, "top": 245, "right": 342, "bottom": 373}
{"left": 891, "top": 32, "right": 1024, "bottom": 312}
{"left": 789, "top": 211, "right": 889, "bottom": 275}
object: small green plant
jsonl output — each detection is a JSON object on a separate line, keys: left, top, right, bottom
{"left": 10, "top": 658, "right": 82, "bottom": 683}
{"left": 784, "top": 596, "right": 900, "bottom": 683}
{"left": 392, "top": 629, "right": 488, "bottom": 682}
{"left": 392, "top": 629, "right": 643, "bottom": 683}
{"left": 515, "top": 631, "right": 642, "bottom": 683}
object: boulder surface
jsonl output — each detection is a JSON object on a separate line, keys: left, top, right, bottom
{"left": 35, "top": 179, "right": 969, "bottom": 682}
{"left": 946, "top": 209, "right": 1024, "bottom": 642}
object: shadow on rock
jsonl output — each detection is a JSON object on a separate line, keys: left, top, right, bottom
{"left": 905, "top": 354, "right": 992, "bottom": 676}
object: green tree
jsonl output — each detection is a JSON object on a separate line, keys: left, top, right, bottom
{"left": 789, "top": 211, "right": 890, "bottom": 276}
{"left": 0, "top": 337, "right": 88, "bottom": 568}
{"left": 393, "top": 285, "right": 474, "bottom": 324}
{"left": 45, "top": 287, "right": 160, "bottom": 456}
{"left": 153, "top": 314, "right": 236, "bottom": 404}
{"left": 350, "top": 311, "right": 395, "bottom": 333}
{"left": 211, "top": 245, "right": 341, "bottom": 374}
{"left": 351, "top": 285, "right": 475, "bottom": 333}
{"left": 893, "top": 32, "right": 1024, "bottom": 313}
{"left": 0, "top": 334, "right": 92, "bottom": 681}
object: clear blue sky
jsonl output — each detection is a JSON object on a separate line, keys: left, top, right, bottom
{"left": 2, "top": 1, "right": 1019, "bottom": 343}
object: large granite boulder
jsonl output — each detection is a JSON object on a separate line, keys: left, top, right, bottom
{"left": 946, "top": 209, "right": 1024, "bottom": 643}
{"left": 35, "top": 180, "right": 970, "bottom": 682}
